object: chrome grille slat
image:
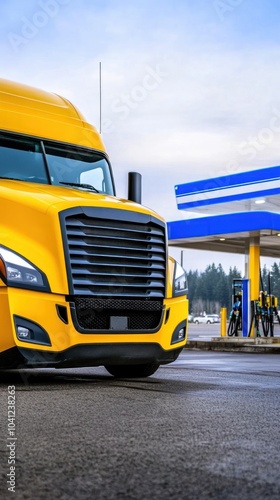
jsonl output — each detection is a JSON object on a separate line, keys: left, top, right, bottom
{"left": 68, "top": 251, "right": 165, "bottom": 262}
{"left": 68, "top": 243, "right": 164, "bottom": 253}
{"left": 66, "top": 223, "right": 165, "bottom": 240}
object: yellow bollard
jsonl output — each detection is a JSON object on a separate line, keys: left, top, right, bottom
{"left": 220, "top": 308, "right": 227, "bottom": 336}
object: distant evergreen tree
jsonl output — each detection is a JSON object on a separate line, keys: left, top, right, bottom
{"left": 215, "top": 263, "right": 227, "bottom": 306}
{"left": 261, "top": 265, "right": 269, "bottom": 292}
{"left": 187, "top": 261, "right": 280, "bottom": 315}
{"left": 227, "top": 266, "right": 242, "bottom": 311}
{"left": 186, "top": 270, "right": 199, "bottom": 311}
{"left": 269, "top": 262, "right": 280, "bottom": 298}
{"left": 188, "top": 263, "right": 227, "bottom": 314}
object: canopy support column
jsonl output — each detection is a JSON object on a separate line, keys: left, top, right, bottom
{"left": 245, "top": 236, "right": 260, "bottom": 337}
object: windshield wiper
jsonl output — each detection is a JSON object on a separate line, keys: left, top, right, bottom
{"left": 59, "top": 182, "right": 99, "bottom": 193}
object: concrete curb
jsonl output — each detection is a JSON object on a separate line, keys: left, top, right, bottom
{"left": 186, "top": 339, "right": 280, "bottom": 353}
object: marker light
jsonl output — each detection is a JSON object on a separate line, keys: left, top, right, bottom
{"left": 178, "top": 328, "right": 185, "bottom": 340}
{"left": 17, "top": 326, "right": 31, "bottom": 339}
{"left": 14, "top": 316, "right": 51, "bottom": 346}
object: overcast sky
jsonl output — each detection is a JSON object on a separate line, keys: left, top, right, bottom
{"left": 1, "top": 0, "right": 280, "bottom": 271}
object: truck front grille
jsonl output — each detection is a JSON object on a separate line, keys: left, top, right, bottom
{"left": 61, "top": 207, "right": 167, "bottom": 298}
{"left": 60, "top": 207, "right": 167, "bottom": 332}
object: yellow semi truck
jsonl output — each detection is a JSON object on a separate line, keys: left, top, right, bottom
{"left": 0, "top": 78, "right": 188, "bottom": 377}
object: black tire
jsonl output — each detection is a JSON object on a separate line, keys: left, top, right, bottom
{"left": 104, "top": 363, "right": 160, "bottom": 378}
{"left": 195, "top": 320, "right": 199, "bottom": 324}
{"left": 206, "top": 320, "right": 211, "bottom": 324}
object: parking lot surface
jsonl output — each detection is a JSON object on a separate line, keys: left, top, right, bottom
{"left": 1, "top": 349, "right": 280, "bottom": 499}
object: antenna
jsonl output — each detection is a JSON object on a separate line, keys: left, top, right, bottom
{"left": 99, "top": 61, "right": 102, "bottom": 134}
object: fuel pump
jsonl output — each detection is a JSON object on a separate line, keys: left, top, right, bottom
{"left": 228, "top": 273, "right": 279, "bottom": 338}
{"left": 227, "top": 279, "right": 242, "bottom": 336}
{"left": 257, "top": 291, "right": 278, "bottom": 337}
{"left": 249, "top": 271, "right": 279, "bottom": 337}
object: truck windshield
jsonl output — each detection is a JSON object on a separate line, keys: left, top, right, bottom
{"left": 0, "top": 133, "right": 115, "bottom": 195}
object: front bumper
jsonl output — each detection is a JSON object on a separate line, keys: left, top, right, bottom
{"left": 0, "top": 288, "right": 188, "bottom": 368}
{"left": 15, "top": 342, "right": 183, "bottom": 368}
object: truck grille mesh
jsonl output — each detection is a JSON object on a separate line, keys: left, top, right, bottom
{"left": 73, "top": 297, "right": 163, "bottom": 331}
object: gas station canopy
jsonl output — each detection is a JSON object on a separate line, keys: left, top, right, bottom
{"left": 168, "top": 165, "right": 280, "bottom": 258}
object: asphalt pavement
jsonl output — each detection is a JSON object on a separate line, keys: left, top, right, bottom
{"left": 1, "top": 351, "right": 280, "bottom": 500}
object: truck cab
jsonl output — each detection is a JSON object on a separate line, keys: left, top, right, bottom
{"left": 0, "top": 78, "right": 188, "bottom": 377}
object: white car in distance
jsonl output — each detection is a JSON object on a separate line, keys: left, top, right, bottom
{"left": 193, "top": 314, "right": 220, "bottom": 324}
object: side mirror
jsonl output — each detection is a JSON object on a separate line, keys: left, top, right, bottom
{"left": 128, "top": 172, "right": 142, "bottom": 204}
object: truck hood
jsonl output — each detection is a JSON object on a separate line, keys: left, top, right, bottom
{"left": 0, "top": 179, "right": 164, "bottom": 221}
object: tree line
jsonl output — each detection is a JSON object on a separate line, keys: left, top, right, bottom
{"left": 187, "top": 262, "right": 280, "bottom": 315}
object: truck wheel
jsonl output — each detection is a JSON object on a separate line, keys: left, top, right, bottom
{"left": 104, "top": 363, "right": 160, "bottom": 378}
{"left": 195, "top": 320, "right": 199, "bottom": 324}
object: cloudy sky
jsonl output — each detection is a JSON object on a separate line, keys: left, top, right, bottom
{"left": 1, "top": 0, "right": 280, "bottom": 270}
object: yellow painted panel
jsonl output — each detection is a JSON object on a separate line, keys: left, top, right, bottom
{"left": 0, "top": 78, "right": 106, "bottom": 151}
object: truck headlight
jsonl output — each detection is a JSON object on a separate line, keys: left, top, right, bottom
{"left": 173, "top": 261, "right": 188, "bottom": 297}
{"left": 0, "top": 246, "right": 50, "bottom": 291}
